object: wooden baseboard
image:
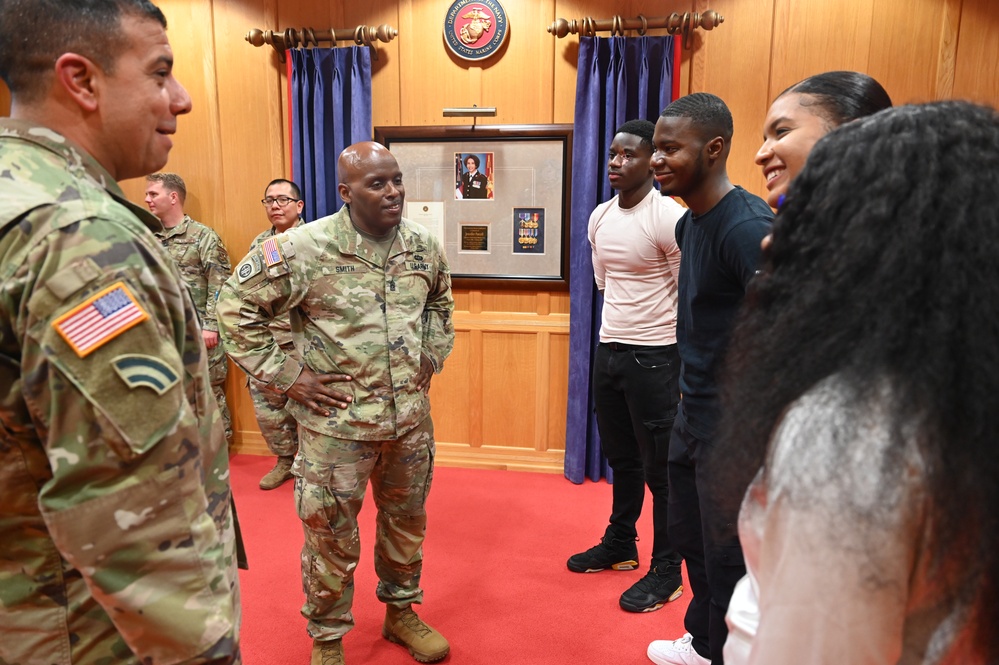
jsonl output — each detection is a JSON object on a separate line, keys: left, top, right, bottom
{"left": 434, "top": 442, "right": 564, "bottom": 474}
{"left": 230, "top": 434, "right": 564, "bottom": 475}
{"left": 229, "top": 432, "right": 271, "bottom": 457}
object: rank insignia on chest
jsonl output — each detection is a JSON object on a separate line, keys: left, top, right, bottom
{"left": 52, "top": 282, "right": 149, "bottom": 357}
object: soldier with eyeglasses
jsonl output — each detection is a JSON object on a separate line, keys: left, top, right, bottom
{"left": 247, "top": 179, "right": 306, "bottom": 490}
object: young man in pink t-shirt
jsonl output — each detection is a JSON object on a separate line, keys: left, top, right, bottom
{"left": 567, "top": 119, "right": 686, "bottom": 614}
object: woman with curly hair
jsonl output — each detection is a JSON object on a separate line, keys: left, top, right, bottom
{"left": 720, "top": 101, "right": 999, "bottom": 664}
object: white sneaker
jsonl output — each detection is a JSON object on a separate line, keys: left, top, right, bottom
{"left": 647, "top": 633, "right": 711, "bottom": 665}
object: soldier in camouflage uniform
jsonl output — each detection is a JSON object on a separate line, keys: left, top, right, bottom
{"left": 218, "top": 142, "right": 454, "bottom": 665}
{"left": 249, "top": 178, "right": 305, "bottom": 490}
{"left": 0, "top": 1, "right": 241, "bottom": 663}
{"left": 145, "top": 172, "right": 234, "bottom": 446}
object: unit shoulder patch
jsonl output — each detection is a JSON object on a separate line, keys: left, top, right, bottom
{"left": 236, "top": 254, "right": 263, "bottom": 283}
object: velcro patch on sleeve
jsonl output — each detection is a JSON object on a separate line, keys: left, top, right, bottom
{"left": 111, "top": 354, "right": 180, "bottom": 395}
{"left": 262, "top": 237, "right": 284, "bottom": 267}
{"left": 236, "top": 254, "right": 263, "bottom": 283}
{"left": 51, "top": 282, "right": 149, "bottom": 357}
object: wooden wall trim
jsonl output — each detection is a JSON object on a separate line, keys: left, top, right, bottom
{"left": 455, "top": 311, "right": 569, "bottom": 332}
{"left": 232, "top": 427, "right": 567, "bottom": 474}
{"left": 435, "top": 442, "right": 564, "bottom": 473}
{"left": 936, "top": 0, "right": 963, "bottom": 98}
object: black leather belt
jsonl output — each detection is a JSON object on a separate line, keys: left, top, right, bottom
{"left": 603, "top": 341, "right": 643, "bottom": 351}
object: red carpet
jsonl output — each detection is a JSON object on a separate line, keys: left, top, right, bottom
{"left": 231, "top": 454, "right": 689, "bottom": 664}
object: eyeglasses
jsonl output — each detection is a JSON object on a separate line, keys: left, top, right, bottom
{"left": 261, "top": 196, "right": 300, "bottom": 207}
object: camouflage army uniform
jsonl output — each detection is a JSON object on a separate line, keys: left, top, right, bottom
{"left": 217, "top": 204, "right": 454, "bottom": 641}
{"left": 0, "top": 120, "right": 241, "bottom": 663}
{"left": 155, "top": 215, "right": 233, "bottom": 444}
{"left": 244, "top": 221, "right": 304, "bottom": 459}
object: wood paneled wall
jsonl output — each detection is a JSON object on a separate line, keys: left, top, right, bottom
{"left": 3, "top": 0, "right": 997, "bottom": 472}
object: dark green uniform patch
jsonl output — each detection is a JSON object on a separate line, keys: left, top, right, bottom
{"left": 112, "top": 354, "right": 180, "bottom": 395}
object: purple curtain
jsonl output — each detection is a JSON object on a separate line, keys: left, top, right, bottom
{"left": 564, "top": 36, "right": 677, "bottom": 484}
{"left": 290, "top": 47, "right": 372, "bottom": 221}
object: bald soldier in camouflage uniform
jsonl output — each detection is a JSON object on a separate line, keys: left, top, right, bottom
{"left": 250, "top": 178, "right": 306, "bottom": 490}
{"left": 0, "top": 1, "right": 240, "bottom": 663}
{"left": 145, "top": 172, "right": 234, "bottom": 446}
{"left": 218, "top": 142, "right": 454, "bottom": 665}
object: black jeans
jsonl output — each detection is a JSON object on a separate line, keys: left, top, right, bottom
{"left": 592, "top": 342, "right": 681, "bottom": 568}
{"left": 667, "top": 415, "right": 746, "bottom": 664}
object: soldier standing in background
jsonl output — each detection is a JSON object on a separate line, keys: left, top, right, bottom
{"left": 145, "top": 172, "right": 234, "bottom": 446}
{"left": 0, "top": 0, "right": 241, "bottom": 662}
{"left": 250, "top": 178, "right": 306, "bottom": 490}
{"left": 218, "top": 142, "right": 454, "bottom": 665}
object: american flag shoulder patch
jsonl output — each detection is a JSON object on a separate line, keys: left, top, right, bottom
{"left": 262, "top": 237, "right": 283, "bottom": 267}
{"left": 52, "top": 282, "right": 150, "bottom": 358}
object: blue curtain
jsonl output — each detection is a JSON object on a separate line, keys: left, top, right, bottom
{"left": 564, "top": 36, "right": 677, "bottom": 484}
{"left": 289, "top": 47, "right": 373, "bottom": 221}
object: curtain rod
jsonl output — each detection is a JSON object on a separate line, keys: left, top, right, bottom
{"left": 245, "top": 25, "right": 398, "bottom": 62}
{"left": 548, "top": 10, "right": 724, "bottom": 50}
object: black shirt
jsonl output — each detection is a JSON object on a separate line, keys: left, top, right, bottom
{"left": 675, "top": 186, "right": 773, "bottom": 439}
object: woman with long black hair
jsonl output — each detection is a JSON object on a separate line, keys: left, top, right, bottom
{"left": 720, "top": 101, "right": 999, "bottom": 664}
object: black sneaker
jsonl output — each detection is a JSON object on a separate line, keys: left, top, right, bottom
{"left": 619, "top": 565, "right": 683, "bottom": 612}
{"left": 566, "top": 536, "right": 639, "bottom": 573}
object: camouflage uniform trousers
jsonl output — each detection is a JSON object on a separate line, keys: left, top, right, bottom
{"left": 247, "top": 381, "right": 298, "bottom": 456}
{"left": 208, "top": 341, "right": 232, "bottom": 446}
{"left": 295, "top": 416, "right": 436, "bottom": 641}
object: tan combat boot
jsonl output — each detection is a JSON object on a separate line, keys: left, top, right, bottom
{"left": 382, "top": 605, "right": 450, "bottom": 662}
{"left": 310, "top": 639, "right": 345, "bottom": 665}
{"left": 259, "top": 455, "right": 294, "bottom": 490}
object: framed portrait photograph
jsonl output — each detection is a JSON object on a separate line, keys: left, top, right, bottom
{"left": 374, "top": 124, "right": 573, "bottom": 289}
{"left": 455, "top": 152, "right": 494, "bottom": 200}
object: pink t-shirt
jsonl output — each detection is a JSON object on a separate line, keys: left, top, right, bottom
{"left": 587, "top": 188, "right": 684, "bottom": 345}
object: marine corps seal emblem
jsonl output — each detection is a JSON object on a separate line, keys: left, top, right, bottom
{"left": 444, "top": 0, "right": 508, "bottom": 62}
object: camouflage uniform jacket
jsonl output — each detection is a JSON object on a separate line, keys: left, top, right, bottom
{"left": 218, "top": 205, "right": 454, "bottom": 440}
{"left": 0, "top": 120, "right": 241, "bottom": 664}
{"left": 247, "top": 218, "right": 304, "bottom": 349}
{"left": 155, "top": 215, "right": 231, "bottom": 332}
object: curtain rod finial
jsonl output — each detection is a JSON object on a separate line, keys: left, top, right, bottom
{"left": 245, "top": 28, "right": 265, "bottom": 47}
{"left": 701, "top": 10, "right": 725, "bottom": 30}
{"left": 548, "top": 18, "right": 570, "bottom": 38}
{"left": 375, "top": 24, "right": 398, "bottom": 42}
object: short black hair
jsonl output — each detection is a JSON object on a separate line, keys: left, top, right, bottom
{"left": 780, "top": 70, "right": 892, "bottom": 127}
{"left": 265, "top": 178, "right": 302, "bottom": 200}
{"left": 660, "top": 92, "right": 734, "bottom": 142}
{"left": 615, "top": 119, "right": 656, "bottom": 153}
{"left": 464, "top": 154, "right": 480, "bottom": 169}
{"left": 0, "top": 0, "right": 167, "bottom": 103}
